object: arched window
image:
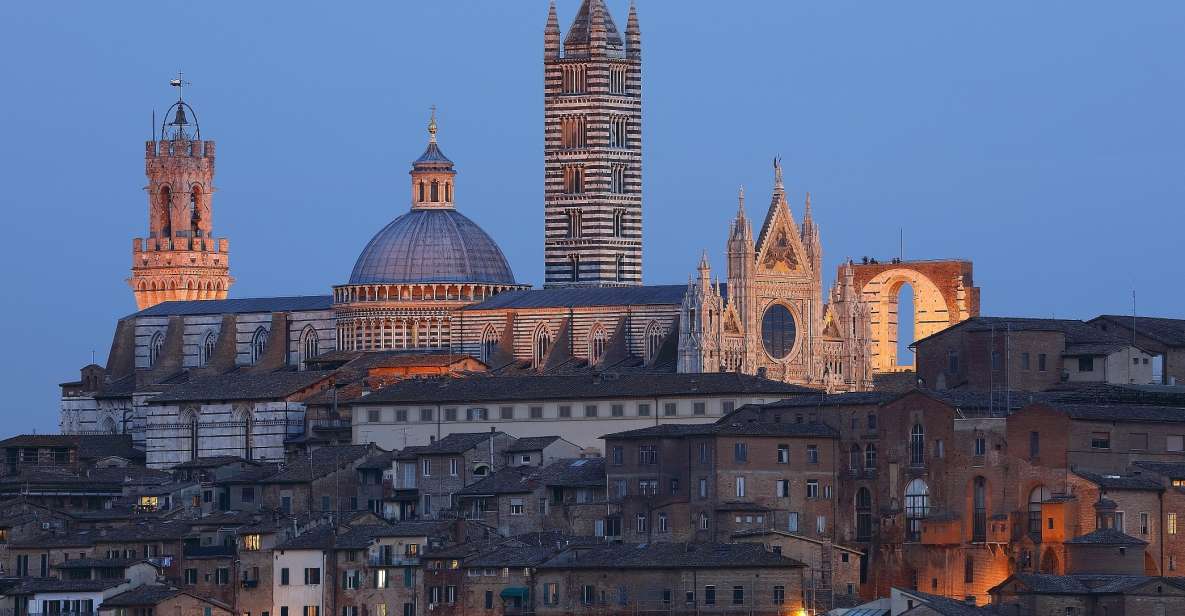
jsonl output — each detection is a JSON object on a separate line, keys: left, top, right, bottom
{"left": 856, "top": 487, "right": 873, "bottom": 541}
{"left": 480, "top": 326, "right": 499, "bottom": 363}
{"left": 904, "top": 479, "right": 930, "bottom": 542}
{"left": 613, "top": 209, "right": 625, "bottom": 236}
{"left": 972, "top": 476, "right": 987, "bottom": 542}
{"left": 849, "top": 444, "right": 861, "bottom": 471}
{"left": 149, "top": 331, "right": 165, "bottom": 367}
{"left": 189, "top": 185, "right": 203, "bottom": 238}
{"left": 588, "top": 325, "right": 607, "bottom": 365}
{"left": 909, "top": 423, "right": 925, "bottom": 466}
{"left": 645, "top": 321, "right": 663, "bottom": 363}
{"left": 1028, "top": 485, "right": 1050, "bottom": 539}
{"left": 100, "top": 416, "right": 117, "bottom": 435}
{"left": 616, "top": 255, "right": 625, "bottom": 282}
{"left": 236, "top": 407, "right": 253, "bottom": 460}
{"left": 200, "top": 331, "right": 217, "bottom": 366}
{"left": 445, "top": 182, "right": 452, "bottom": 202}
{"left": 300, "top": 326, "right": 319, "bottom": 366}
{"left": 250, "top": 327, "right": 268, "bottom": 364}
{"left": 570, "top": 254, "right": 580, "bottom": 282}
{"left": 418, "top": 181, "right": 425, "bottom": 202}
{"left": 566, "top": 209, "right": 582, "bottom": 239}
{"left": 159, "top": 186, "right": 173, "bottom": 238}
{"left": 864, "top": 443, "right": 877, "bottom": 469}
{"left": 183, "top": 409, "right": 200, "bottom": 462}
{"left": 533, "top": 325, "right": 552, "bottom": 368}
{"left": 430, "top": 180, "right": 440, "bottom": 202}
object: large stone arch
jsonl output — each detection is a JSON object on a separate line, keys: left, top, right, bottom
{"left": 846, "top": 260, "right": 980, "bottom": 372}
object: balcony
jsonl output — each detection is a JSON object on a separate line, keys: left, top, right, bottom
{"left": 241, "top": 579, "right": 259, "bottom": 589}
{"left": 987, "top": 515, "right": 1011, "bottom": 544}
{"left": 920, "top": 515, "right": 961, "bottom": 545}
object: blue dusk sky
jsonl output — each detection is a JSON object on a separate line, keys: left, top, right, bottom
{"left": 0, "top": 1, "right": 1182, "bottom": 433}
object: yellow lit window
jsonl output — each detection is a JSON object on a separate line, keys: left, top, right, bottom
{"left": 243, "top": 534, "right": 261, "bottom": 551}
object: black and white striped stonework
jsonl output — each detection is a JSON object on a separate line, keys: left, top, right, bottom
{"left": 544, "top": 0, "right": 643, "bottom": 288}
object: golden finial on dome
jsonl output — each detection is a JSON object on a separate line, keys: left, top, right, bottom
{"left": 428, "top": 105, "right": 438, "bottom": 143}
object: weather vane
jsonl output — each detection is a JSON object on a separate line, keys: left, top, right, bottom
{"left": 169, "top": 70, "right": 190, "bottom": 101}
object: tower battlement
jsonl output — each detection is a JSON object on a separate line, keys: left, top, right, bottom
{"left": 146, "top": 139, "right": 215, "bottom": 159}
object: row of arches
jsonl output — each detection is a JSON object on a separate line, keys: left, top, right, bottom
{"left": 515, "top": 320, "right": 667, "bottom": 368}
{"left": 333, "top": 283, "right": 512, "bottom": 304}
{"left": 134, "top": 278, "right": 226, "bottom": 305}
{"left": 338, "top": 316, "right": 450, "bottom": 351}
{"left": 416, "top": 179, "right": 452, "bottom": 204}
{"left": 148, "top": 325, "right": 286, "bottom": 368}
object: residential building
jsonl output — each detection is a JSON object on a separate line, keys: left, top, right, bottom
{"left": 913, "top": 316, "right": 1156, "bottom": 391}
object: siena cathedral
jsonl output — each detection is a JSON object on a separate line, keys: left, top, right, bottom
{"left": 61, "top": 0, "right": 879, "bottom": 458}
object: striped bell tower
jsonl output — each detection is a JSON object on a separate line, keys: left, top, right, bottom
{"left": 543, "top": 0, "right": 642, "bottom": 287}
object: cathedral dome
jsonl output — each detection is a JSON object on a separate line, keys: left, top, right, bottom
{"left": 348, "top": 208, "right": 516, "bottom": 285}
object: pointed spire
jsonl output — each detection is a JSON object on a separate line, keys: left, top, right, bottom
{"left": 773, "top": 156, "right": 784, "bottom": 190}
{"left": 626, "top": 0, "right": 641, "bottom": 59}
{"left": 696, "top": 250, "right": 711, "bottom": 286}
{"left": 545, "top": 0, "right": 561, "bottom": 60}
{"left": 564, "top": 0, "right": 623, "bottom": 57}
{"left": 737, "top": 185, "right": 746, "bottom": 219}
{"left": 801, "top": 191, "right": 818, "bottom": 240}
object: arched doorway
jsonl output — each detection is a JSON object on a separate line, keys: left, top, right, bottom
{"left": 1040, "top": 548, "right": 1060, "bottom": 574}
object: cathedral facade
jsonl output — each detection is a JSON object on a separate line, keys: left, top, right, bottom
{"left": 679, "top": 167, "right": 873, "bottom": 391}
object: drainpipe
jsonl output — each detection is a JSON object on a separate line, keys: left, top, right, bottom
{"left": 1159, "top": 489, "right": 1165, "bottom": 574}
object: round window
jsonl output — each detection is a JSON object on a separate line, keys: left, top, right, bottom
{"left": 761, "top": 304, "right": 797, "bottom": 359}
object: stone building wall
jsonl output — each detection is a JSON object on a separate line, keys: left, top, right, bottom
{"left": 533, "top": 566, "right": 805, "bottom": 615}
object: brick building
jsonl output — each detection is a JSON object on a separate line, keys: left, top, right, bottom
{"left": 453, "top": 458, "right": 607, "bottom": 537}
{"left": 602, "top": 405, "right": 840, "bottom": 545}
{"left": 98, "top": 585, "right": 234, "bottom": 616}
{"left": 1090, "top": 315, "right": 1185, "bottom": 386}
{"left": 533, "top": 542, "right": 808, "bottom": 614}
{"left": 913, "top": 316, "right": 1156, "bottom": 391}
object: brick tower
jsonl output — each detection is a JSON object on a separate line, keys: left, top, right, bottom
{"left": 543, "top": 0, "right": 642, "bottom": 287}
{"left": 129, "top": 78, "right": 232, "bottom": 310}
